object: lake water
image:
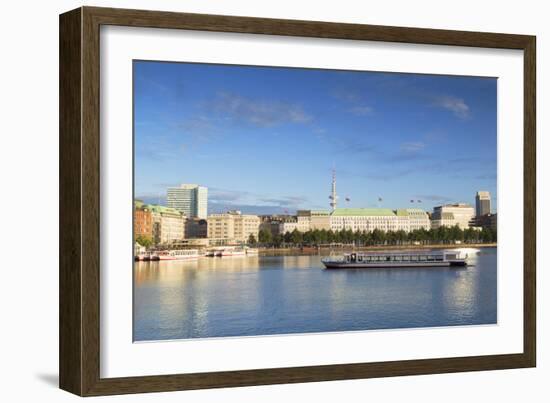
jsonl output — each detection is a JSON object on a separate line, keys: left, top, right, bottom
{"left": 134, "top": 247, "right": 497, "bottom": 341}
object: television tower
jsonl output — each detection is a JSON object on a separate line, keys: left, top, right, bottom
{"left": 329, "top": 169, "right": 338, "bottom": 211}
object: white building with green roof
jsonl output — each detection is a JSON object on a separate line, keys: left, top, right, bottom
{"left": 329, "top": 208, "right": 430, "bottom": 233}
{"left": 145, "top": 204, "right": 186, "bottom": 244}
{"left": 397, "top": 208, "right": 431, "bottom": 232}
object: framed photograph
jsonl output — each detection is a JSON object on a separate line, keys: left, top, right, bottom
{"left": 59, "top": 6, "right": 536, "bottom": 396}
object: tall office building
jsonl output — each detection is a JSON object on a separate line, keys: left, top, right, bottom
{"left": 475, "top": 191, "right": 491, "bottom": 217}
{"left": 167, "top": 184, "right": 208, "bottom": 219}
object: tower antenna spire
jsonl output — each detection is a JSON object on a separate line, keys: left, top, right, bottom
{"left": 329, "top": 167, "right": 338, "bottom": 212}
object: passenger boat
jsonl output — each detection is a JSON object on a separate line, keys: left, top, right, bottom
{"left": 135, "top": 253, "right": 149, "bottom": 261}
{"left": 205, "top": 247, "right": 228, "bottom": 257}
{"left": 135, "top": 252, "right": 156, "bottom": 261}
{"left": 221, "top": 247, "right": 246, "bottom": 257}
{"left": 322, "top": 251, "right": 468, "bottom": 269}
{"left": 155, "top": 249, "right": 200, "bottom": 261}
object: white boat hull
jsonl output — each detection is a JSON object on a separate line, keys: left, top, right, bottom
{"left": 157, "top": 255, "right": 199, "bottom": 261}
{"left": 323, "top": 261, "right": 464, "bottom": 269}
{"left": 221, "top": 251, "right": 246, "bottom": 257}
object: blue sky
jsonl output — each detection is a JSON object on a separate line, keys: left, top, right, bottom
{"left": 134, "top": 61, "right": 497, "bottom": 214}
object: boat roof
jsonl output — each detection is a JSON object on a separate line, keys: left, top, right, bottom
{"left": 343, "top": 251, "right": 451, "bottom": 256}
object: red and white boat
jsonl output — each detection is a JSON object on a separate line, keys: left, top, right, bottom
{"left": 155, "top": 249, "right": 200, "bottom": 261}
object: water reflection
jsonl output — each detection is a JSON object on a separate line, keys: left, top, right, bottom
{"left": 134, "top": 248, "right": 497, "bottom": 341}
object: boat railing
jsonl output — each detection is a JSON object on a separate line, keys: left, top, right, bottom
{"left": 323, "top": 251, "right": 464, "bottom": 264}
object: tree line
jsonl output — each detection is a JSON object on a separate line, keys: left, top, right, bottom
{"left": 249, "top": 225, "right": 497, "bottom": 247}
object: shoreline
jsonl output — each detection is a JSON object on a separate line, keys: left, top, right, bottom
{"left": 257, "top": 243, "right": 496, "bottom": 255}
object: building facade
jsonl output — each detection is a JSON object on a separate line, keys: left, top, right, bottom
{"left": 260, "top": 208, "right": 430, "bottom": 235}
{"left": 475, "top": 191, "right": 491, "bottom": 217}
{"left": 330, "top": 208, "right": 403, "bottom": 232}
{"left": 167, "top": 184, "right": 208, "bottom": 219}
{"left": 234, "top": 212, "right": 261, "bottom": 243}
{"left": 207, "top": 213, "right": 234, "bottom": 243}
{"left": 294, "top": 210, "right": 332, "bottom": 231}
{"left": 148, "top": 205, "right": 186, "bottom": 244}
{"left": 277, "top": 220, "right": 299, "bottom": 235}
{"left": 309, "top": 210, "right": 331, "bottom": 230}
{"left": 431, "top": 203, "right": 475, "bottom": 230}
{"left": 207, "top": 211, "right": 260, "bottom": 245}
{"left": 134, "top": 205, "right": 153, "bottom": 239}
{"left": 185, "top": 218, "right": 208, "bottom": 238}
{"left": 472, "top": 213, "right": 498, "bottom": 231}
{"left": 404, "top": 208, "right": 431, "bottom": 231}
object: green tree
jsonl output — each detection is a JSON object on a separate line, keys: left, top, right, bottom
{"left": 248, "top": 234, "right": 257, "bottom": 245}
{"left": 290, "top": 228, "right": 303, "bottom": 245}
{"left": 284, "top": 231, "right": 293, "bottom": 243}
{"left": 395, "top": 230, "right": 407, "bottom": 245}
{"left": 371, "top": 228, "right": 384, "bottom": 245}
{"left": 258, "top": 228, "right": 273, "bottom": 244}
{"left": 135, "top": 235, "right": 153, "bottom": 248}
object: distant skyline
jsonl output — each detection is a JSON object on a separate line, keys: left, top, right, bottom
{"left": 134, "top": 61, "right": 497, "bottom": 215}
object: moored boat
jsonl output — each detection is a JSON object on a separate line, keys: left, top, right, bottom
{"left": 221, "top": 247, "right": 246, "bottom": 257}
{"left": 322, "top": 251, "right": 468, "bottom": 269}
{"left": 155, "top": 249, "right": 200, "bottom": 261}
{"left": 135, "top": 252, "right": 154, "bottom": 261}
{"left": 245, "top": 247, "right": 259, "bottom": 255}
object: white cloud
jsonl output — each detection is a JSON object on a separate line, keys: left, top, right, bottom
{"left": 400, "top": 141, "right": 426, "bottom": 152}
{"left": 210, "top": 92, "right": 312, "bottom": 127}
{"left": 434, "top": 96, "right": 470, "bottom": 119}
{"left": 349, "top": 105, "right": 374, "bottom": 116}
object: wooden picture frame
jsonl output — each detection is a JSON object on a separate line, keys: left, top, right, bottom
{"left": 59, "top": 6, "right": 536, "bottom": 396}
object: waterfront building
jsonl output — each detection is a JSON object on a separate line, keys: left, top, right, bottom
{"left": 404, "top": 208, "right": 431, "bottom": 231}
{"left": 431, "top": 203, "right": 475, "bottom": 230}
{"left": 185, "top": 218, "right": 208, "bottom": 238}
{"left": 295, "top": 210, "right": 331, "bottom": 231}
{"left": 260, "top": 214, "right": 300, "bottom": 236}
{"left": 207, "top": 210, "right": 260, "bottom": 245}
{"left": 147, "top": 205, "right": 186, "bottom": 244}
{"left": 260, "top": 218, "right": 286, "bottom": 237}
{"left": 328, "top": 208, "right": 429, "bottom": 233}
{"left": 472, "top": 213, "right": 498, "bottom": 231}
{"left": 167, "top": 184, "right": 208, "bottom": 219}
{"left": 475, "top": 191, "right": 492, "bottom": 217}
{"left": 330, "top": 208, "right": 401, "bottom": 232}
{"left": 295, "top": 210, "right": 312, "bottom": 232}
{"left": 395, "top": 209, "right": 411, "bottom": 232}
{"left": 207, "top": 213, "right": 234, "bottom": 243}
{"left": 278, "top": 219, "right": 299, "bottom": 235}
{"left": 134, "top": 204, "right": 153, "bottom": 239}
{"left": 310, "top": 210, "right": 331, "bottom": 230}
{"left": 234, "top": 212, "right": 261, "bottom": 243}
